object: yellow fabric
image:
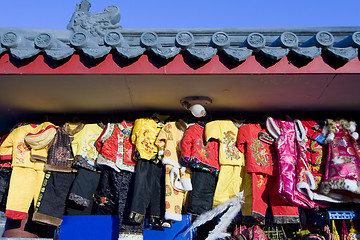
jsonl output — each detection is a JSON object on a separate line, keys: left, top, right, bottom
{"left": 0, "top": 122, "right": 56, "bottom": 170}
{"left": 71, "top": 123, "right": 103, "bottom": 162}
{"left": 131, "top": 118, "right": 165, "bottom": 160}
{"left": 212, "top": 165, "right": 252, "bottom": 215}
{"left": 24, "top": 127, "right": 57, "bottom": 150}
{"left": 155, "top": 122, "right": 191, "bottom": 221}
{"left": 205, "top": 120, "right": 244, "bottom": 166}
{"left": 164, "top": 165, "right": 191, "bottom": 221}
{"left": 6, "top": 166, "right": 45, "bottom": 218}
{"left": 333, "top": 220, "right": 340, "bottom": 240}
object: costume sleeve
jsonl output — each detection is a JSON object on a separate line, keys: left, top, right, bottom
{"left": 131, "top": 119, "right": 142, "bottom": 145}
{"left": 205, "top": 121, "right": 220, "bottom": 142}
{"left": 95, "top": 123, "right": 108, "bottom": 153}
{"left": 237, "top": 124, "right": 249, "bottom": 153}
{"left": 180, "top": 127, "right": 194, "bottom": 164}
{"left": 0, "top": 131, "right": 14, "bottom": 161}
{"left": 155, "top": 124, "right": 167, "bottom": 156}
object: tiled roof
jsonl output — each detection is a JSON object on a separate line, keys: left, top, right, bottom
{"left": 0, "top": 1, "right": 359, "bottom": 67}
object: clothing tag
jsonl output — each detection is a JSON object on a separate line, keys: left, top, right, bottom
{"left": 314, "top": 134, "right": 326, "bottom": 144}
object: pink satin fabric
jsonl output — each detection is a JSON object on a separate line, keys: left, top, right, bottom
{"left": 273, "top": 119, "right": 318, "bottom": 208}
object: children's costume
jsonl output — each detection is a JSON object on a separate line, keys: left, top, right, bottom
{"left": 205, "top": 120, "right": 252, "bottom": 217}
{"left": 94, "top": 121, "right": 144, "bottom": 239}
{"left": 266, "top": 117, "right": 323, "bottom": 209}
{"left": 96, "top": 121, "right": 136, "bottom": 173}
{"left": 294, "top": 119, "right": 337, "bottom": 204}
{"left": 237, "top": 123, "right": 299, "bottom": 224}
{"left": 155, "top": 121, "right": 192, "bottom": 221}
{"left": 67, "top": 123, "right": 103, "bottom": 207}
{"left": 320, "top": 119, "right": 360, "bottom": 201}
{"left": 129, "top": 114, "right": 169, "bottom": 225}
{"left": 0, "top": 122, "right": 56, "bottom": 220}
{"left": 181, "top": 123, "right": 219, "bottom": 215}
{"left": 32, "top": 122, "right": 84, "bottom": 226}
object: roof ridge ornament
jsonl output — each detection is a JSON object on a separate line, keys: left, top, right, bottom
{"left": 67, "top": 0, "right": 122, "bottom": 45}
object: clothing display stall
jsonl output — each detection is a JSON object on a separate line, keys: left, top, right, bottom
{"left": 0, "top": 1, "right": 360, "bottom": 239}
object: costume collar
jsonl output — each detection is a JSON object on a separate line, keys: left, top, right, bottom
{"left": 63, "top": 122, "right": 85, "bottom": 136}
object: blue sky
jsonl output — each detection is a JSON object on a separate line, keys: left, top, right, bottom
{"left": 0, "top": 0, "right": 359, "bottom": 30}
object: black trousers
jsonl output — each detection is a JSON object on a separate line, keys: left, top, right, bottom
{"left": 187, "top": 169, "right": 217, "bottom": 215}
{"left": 93, "top": 166, "right": 144, "bottom": 234}
{"left": 129, "top": 159, "right": 165, "bottom": 224}
{"left": 0, "top": 169, "right": 11, "bottom": 212}
{"left": 33, "top": 171, "right": 76, "bottom": 226}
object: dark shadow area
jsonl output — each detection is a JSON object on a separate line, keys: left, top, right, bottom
{"left": 218, "top": 51, "right": 244, "bottom": 69}
{"left": 287, "top": 51, "right": 314, "bottom": 68}
{"left": 9, "top": 54, "right": 39, "bottom": 68}
{"left": 147, "top": 52, "right": 177, "bottom": 69}
{"left": 182, "top": 52, "right": 211, "bottom": 70}
{"left": 321, "top": 50, "right": 348, "bottom": 69}
{"left": 112, "top": 51, "right": 142, "bottom": 68}
{"left": 43, "top": 53, "right": 74, "bottom": 69}
{"left": 79, "top": 53, "right": 107, "bottom": 68}
{"left": 254, "top": 52, "right": 281, "bottom": 68}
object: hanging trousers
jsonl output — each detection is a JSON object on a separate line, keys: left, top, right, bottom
{"left": 129, "top": 159, "right": 164, "bottom": 224}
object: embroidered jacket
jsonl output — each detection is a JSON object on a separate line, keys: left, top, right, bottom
{"left": 205, "top": 120, "right": 244, "bottom": 166}
{"left": 0, "top": 122, "right": 56, "bottom": 171}
{"left": 45, "top": 122, "right": 84, "bottom": 172}
{"left": 237, "top": 124, "right": 274, "bottom": 175}
{"left": 181, "top": 123, "right": 219, "bottom": 176}
{"left": 96, "top": 121, "right": 136, "bottom": 173}
{"left": 72, "top": 123, "right": 103, "bottom": 171}
{"left": 131, "top": 115, "right": 169, "bottom": 162}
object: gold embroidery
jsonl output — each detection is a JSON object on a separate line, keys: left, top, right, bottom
{"left": 222, "top": 131, "right": 240, "bottom": 160}
{"left": 250, "top": 138, "right": 269, "bottom": 167}
{"left": 257, "top": 175, "right": 265, "bottom": 188}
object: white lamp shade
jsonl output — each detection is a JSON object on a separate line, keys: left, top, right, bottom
{"left": 189, "top": 104, "right": 206, "bottom": 117}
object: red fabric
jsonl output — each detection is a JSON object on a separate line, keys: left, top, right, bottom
{"left": 96, "top": 122, "right": 136, "bottom": 167}
{"left": 180, "top": 124, "right": 219, "bottom": 173}
{"left": 237, "top": 124, "right": 274, "bottom": 175}
{"left": 5, "top": 209, "right": 28, "bottom": 220}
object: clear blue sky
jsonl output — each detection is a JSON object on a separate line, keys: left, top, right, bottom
{"left": 0, "top": 0, "right": 359, "bottom": 30}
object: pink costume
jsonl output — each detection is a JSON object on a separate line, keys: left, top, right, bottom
{"left": 294, "top": 120, "right": 335, "bottom": 204}
{"left": 320, "top": 119, "right": 360, "bottom": 201}
{"left": 266, "top": 117, "right": 320, "bottom": 208}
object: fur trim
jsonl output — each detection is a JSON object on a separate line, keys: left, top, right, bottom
{"left": 326, "top": 132, "right": 335, "bottom": 143}
{"left": 44, "top": 164, "right": 77, "bottom": 173}
{"left": 164, "top": 212, "right": 182, "bottom": 221}
{"left": 349, "top": 121, "right": 357, "bottom": 132}
{"left": 32, "top": 212, "right": 62, "bottom": 227}
{"left": 30, "top": 155, "right": 47, "bottom": 163}
{"left": 351, "top": 132, "right": 359, "bottom": 141}
{"left": 344, "top": 179, "right": 360, "bottom": 193}
{"left": 322, "top": 125, "right": 329, "bottom": 136}
{"left": 63, "top": 122, "right": 85, "bottom": 136}
{"left": 332, "top": 157, "right": 344, "bottom": 165}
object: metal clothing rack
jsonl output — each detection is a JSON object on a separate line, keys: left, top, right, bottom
{"left": 328, "top": 211, "right": 360, "bottom": 220}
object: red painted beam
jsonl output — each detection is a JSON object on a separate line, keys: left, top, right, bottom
{"left": 0, "top": 53, "right": 359, "bottom": 75}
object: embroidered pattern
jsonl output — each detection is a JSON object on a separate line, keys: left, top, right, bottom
{"left": 250, "top": 138, "right": 269, "bottom": 167}
{"left": 222, "top": 131, "right": 240, "bottom": 160}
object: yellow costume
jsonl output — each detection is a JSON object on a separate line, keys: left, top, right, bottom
{"left": 155, "top": 121, "right": 191, "bottom": 221}
{"left": 205, "top": 120, "right": 252, "bottom": 216}
{"left": 0, "top": 122, "right": 56, "bottom": 219}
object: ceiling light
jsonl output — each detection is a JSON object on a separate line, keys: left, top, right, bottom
{"left": 180, "top": 96, "right": 212, "bottom": 118}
